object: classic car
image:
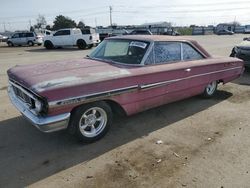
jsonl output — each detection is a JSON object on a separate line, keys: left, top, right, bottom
{"left": 7, "top": 35, "right": 244, "bottom": 142}
{"left": 230, "top": 37, "right": 250, "bottom": 68}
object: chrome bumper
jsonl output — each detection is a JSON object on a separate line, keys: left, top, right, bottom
{"left": 8, "top": 86, "right": 70, "bottom": 133}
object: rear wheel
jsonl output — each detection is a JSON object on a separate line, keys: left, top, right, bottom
{"left": 44, "top": 40, "right": 54, "bottom": 49}
{"left": 7, "top": 41, "right": 13, "bottom": 47}
{"left": 202, "top": 81, "right": 218, "bottom": 98}
{"left": 69, "top": 102, "right": 112, "bottom": 143}
{"left": 27, "top": 41, "right": 34, "bottom": 46}
{"left": 77, "top": 40, "right": 86, "bottom": 49}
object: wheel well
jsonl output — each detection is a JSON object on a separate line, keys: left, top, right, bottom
{"left": 44, "top": 40, "right": 51, "bottom": 44}
{"left": 218, "top": 79, "right": 224, "bottom": 84}
{"left": 70, "top": 100, "right": 127, "bottom": 117}
{"left": 104, "top": 100, "right": 127, "bottom": 116}
{"left": 77, "top": 39, "right": 86, "bottom": 44}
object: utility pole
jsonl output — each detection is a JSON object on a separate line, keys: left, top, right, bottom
{"left": 109, "top": 6, "right": 113, "bottom": 26}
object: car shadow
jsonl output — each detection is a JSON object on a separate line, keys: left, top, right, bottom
{"left": 0, "top": 90, "right": 232, "bottom": 187}
{"left": 26, "top": 47, "right": 91, "bottom": 53}
{"left": 232, "top": 69, "right": 250, "bottom": 86}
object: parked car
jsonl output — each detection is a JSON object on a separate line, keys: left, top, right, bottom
{"left": 244, "top": 25, "right": 250, "bottom": 34}
{"left": 128, "top": 29, "right": 153, "bottom": 35}
{"left": 217, "top": 29, "right": 234, "bottom": 35}
{"left": 7, "top": 31, "right": 43, "bottom": 46}
{"left": 43, "top": 28, "right": 100, "bottom": 49}
{"left": 163, "top": 29, "right": 180, "bottom": 36}
{"left": 80, "top": 28, "right": 100, "bottom": 47}
{"left": 230, "top": 37, "right": 250, "bottom": 68}
{"left": 7, "top": 35, "right": 244, "bottom": 142}
{"left": 0, "top": 34, "right": 8, "bottom": 42}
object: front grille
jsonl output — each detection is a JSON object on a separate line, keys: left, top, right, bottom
{"left": 11, "top": 83, "right": 35, "bottom": 108}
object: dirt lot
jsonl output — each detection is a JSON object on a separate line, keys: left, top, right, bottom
{"left": 0, "top": 35, "right": 250, "bottom": 188}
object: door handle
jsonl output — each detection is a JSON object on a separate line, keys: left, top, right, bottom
{"left": 185, "top": 68, "right": 191, "bottom": 72}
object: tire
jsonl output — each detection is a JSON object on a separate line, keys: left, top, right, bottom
{"left": 87, "top": 44, "right": 93, "bottom": 49}
{"left": 202, "top": 81, "right": 218, "bottom": 98}
{"left": 44, "top": 40, "right": 54, "bottom": 49}
{"left": 27, "top": 41, "right": 34, "bottom": 46}
{"left": 77, "top": 40, "right": 86, "bottom": 49}
{"left": 7, "top": 41, "right": 13, "bottom": 47}
{"left": 69, "top": 101, "right": 113, "bottom": 143}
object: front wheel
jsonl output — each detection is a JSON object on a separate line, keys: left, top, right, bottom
{"left": 69, "top": 102, "right": 112, "bottom": 143}
{"left": 7, "top": 41, "right": 13, "bottom": 47}
{"left": 202, "top": 81, "right": 218, "bottom": 98}
{"left": 44, "top": 40, "right": 54, "bottom": 49}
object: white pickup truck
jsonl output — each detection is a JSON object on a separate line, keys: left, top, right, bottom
{"left": 43, "top": 28, "right": 100, "bottom": 49}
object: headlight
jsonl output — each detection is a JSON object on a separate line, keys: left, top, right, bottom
{"left": 35, "top": 100, "right": 43, "bottom": 112}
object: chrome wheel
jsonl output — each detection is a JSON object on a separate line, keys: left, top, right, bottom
{"left": 206, "top": 81, "right": 217, "bottom": 95}
{"left": 79, "top": 107, "right": 107, "bottom": 138}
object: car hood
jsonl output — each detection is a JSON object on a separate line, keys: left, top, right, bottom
{"left": 7, "top": 58, "right": 132, "bottom": 93}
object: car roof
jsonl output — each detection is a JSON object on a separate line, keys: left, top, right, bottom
{"left": 106, "top": 35, "right": 195, "bottom": 43}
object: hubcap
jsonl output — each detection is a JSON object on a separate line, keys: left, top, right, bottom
{"left": 206, "top": 81, "right": 217, "bottom": 95}
{"left": 79, "top": 107, "right": 107, "bottom": 138}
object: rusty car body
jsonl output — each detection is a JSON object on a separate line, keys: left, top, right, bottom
{"left": 7, "top": 35, "right": 244, "bottom": 142}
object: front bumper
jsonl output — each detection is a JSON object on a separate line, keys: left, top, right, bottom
{"left": 8, "top": 86, "right": 70, "bottom": 133}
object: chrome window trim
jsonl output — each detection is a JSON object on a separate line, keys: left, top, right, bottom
{"left": 48, "top": 66, "right": 242, "bottom": 108}
{"left": 140, "top": 66, "right": 242, "bottom": 89}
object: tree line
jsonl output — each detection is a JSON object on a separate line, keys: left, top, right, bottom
{"left": 30, "top": 14, "right": 86, "bottom": 31}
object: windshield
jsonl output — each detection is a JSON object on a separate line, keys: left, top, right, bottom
{"left": 89, "top": 39, "right": 150, "bottom": 65}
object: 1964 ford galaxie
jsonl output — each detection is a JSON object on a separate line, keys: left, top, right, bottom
{"left": 7, "top": 35, "right": 244, "bottom": 142}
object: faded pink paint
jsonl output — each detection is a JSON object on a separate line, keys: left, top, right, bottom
{"left": 7, "top": 36, "right": 244, "bottom": 117}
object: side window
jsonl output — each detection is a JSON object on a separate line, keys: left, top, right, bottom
{"left": 54, "top": 30, "right": 63, "bottom": 36}
{"left": 144, "top": 49, "right": 154, "bottom": 65}
{"left": 54, "top": 30, "right": 70, "bottom": 36}
{"left": 182, "top": 43, "right": 204, "bottom": 60}
{"left": 63, "top": 30, "right": 70, "bottom": 35}
{"left": 26, "top": 33, "right": 34, "bottom": 37}
{"left": 20, "top": 33, "right": 26, "bottom": 38}
{"left": 154, "top": 42, "right": 181, "bottom": 64}
{"left": 12, "top": 33, "right": 20, "bottom": 38}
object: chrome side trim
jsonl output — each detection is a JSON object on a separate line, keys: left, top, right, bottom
{"left": 140, "top": 66, "right": 242, "bottom": 89}
{"left": 8, "top": 86, "right": 70, "bottom": 133}
{"left": 48, "top": 85, "right": 139, "bottom": 107}
{"left": 48, "top": 66, "right": 242, "bottom": 108}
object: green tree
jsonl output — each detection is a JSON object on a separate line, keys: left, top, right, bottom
{"left": 52, "top": 15, "right": 77, "bottom": 30}
{"left": 77, "top": 21, "right": 85, "bottom": 29}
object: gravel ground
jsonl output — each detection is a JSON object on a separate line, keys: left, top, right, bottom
{"left": 0, "top": 34, "right": 249, "bottom": 188}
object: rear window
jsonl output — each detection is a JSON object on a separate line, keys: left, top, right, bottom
{"left": 81, "top": 29, "right": 91, "bottom": 34}
{"left": 25, "top": 33, "right": 34, "bottom": 37}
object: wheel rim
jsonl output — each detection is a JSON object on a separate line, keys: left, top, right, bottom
{"left": 28, "top": 41, "right": 32, "bottom": 46}
{"left": 79, "top": 107, "right": 107, "bottom": 138}
{"left": 206, "top": 81, "right": 217, "bottom": 95}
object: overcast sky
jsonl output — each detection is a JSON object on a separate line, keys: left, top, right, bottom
{"left": 1, "top": 0, "right": 250, "bottom": 31}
